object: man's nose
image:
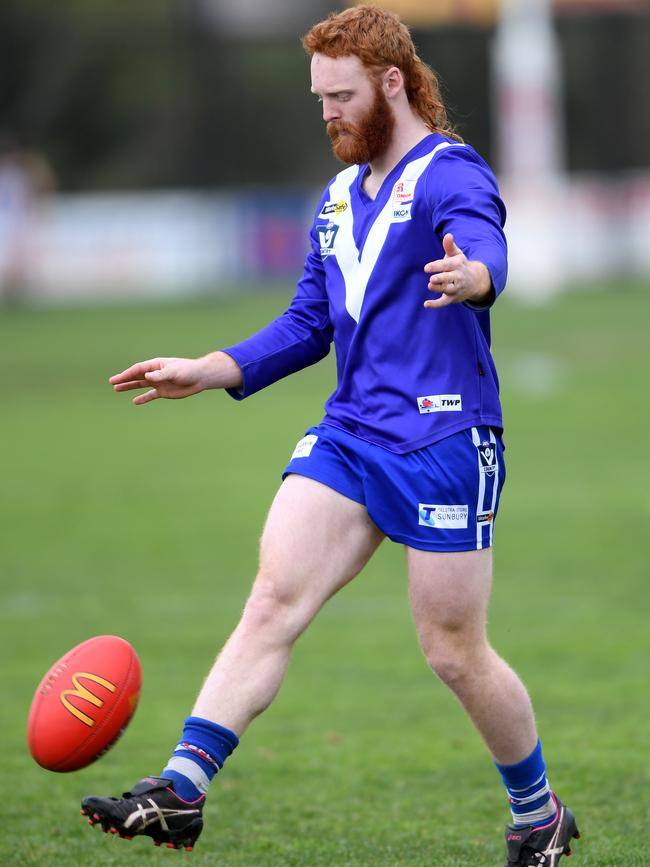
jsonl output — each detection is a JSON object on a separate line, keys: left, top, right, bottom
{"left": 322, "top": 99, "right": 341, "bottom": 123}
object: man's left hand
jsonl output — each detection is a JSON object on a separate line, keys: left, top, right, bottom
{"left": 423, "top": 233, "right": 492, "bottom": 309}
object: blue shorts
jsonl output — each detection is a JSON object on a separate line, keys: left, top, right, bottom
{"left": 283, "top": 423, "right": 505, "bottom": 552}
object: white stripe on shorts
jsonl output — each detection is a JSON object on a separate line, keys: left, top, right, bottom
{"left": 488, "top": 428, "right": 499, "bottom": 547}
{"left": 471, "top": 427, "right": 485, "bottom": 550}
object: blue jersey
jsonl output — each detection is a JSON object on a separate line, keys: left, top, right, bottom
{"left": 224, "top": 133, "right": 507, "bottom": 454}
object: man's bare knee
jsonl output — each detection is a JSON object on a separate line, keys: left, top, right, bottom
{"left": 420, "top": 629, "right": 488, "bottom": 691}
{"left": 240, "top": 572, "right": 306, "bottom": 642}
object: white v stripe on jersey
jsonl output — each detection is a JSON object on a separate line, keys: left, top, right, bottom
{"left": 327, "top": 142, "right": 465, "bottom": 322}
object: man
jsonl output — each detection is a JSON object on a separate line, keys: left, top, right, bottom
{"left": 81, "top": 7, "right": 579, "bottom": 866}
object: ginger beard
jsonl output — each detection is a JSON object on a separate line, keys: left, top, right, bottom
{"left": 327, "top": 79, "right": 395, "bottom": 165}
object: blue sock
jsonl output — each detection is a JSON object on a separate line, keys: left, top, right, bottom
{"left": 162, "top": 716, "right": 239, "bottom": 802}
{"left": 495, "top": 739, "right": 556, "bottom": 828}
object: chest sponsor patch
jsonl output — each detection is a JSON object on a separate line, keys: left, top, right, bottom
{"left": 417, "top": 394, "right": 462, "bottom": 414}
{"left": 291, "top": 434, "right": 318, "bottom": 459}
{"left": 319, "top": 200, "right": 348, "bottom": 218}
{"left": 391, "top": 203, "right": 412, "bottom": 223}
{"left": 392, "top": 179, "right": 416, "bottom": 205}
{"left": 317, "top": 223, "right": 339, "bottom": 259}
{"left": 418, "top": 504, "right": 468, "bottom": 529}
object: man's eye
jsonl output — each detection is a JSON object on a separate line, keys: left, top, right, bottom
{"left": 338, "top": 93, "right": 351, "bottom": 102}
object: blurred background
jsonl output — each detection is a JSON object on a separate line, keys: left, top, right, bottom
{"left": 1, "top": 0, "right": 649, "bottom": 303}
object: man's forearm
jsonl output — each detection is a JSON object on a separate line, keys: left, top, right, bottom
{"left": 199, "top": 351, "right": 244, "bottom": 391}
{"left": 467, "top": 261, "right": 493, "bottom": 304}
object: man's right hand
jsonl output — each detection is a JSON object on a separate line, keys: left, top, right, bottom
{"left": 109, "top": 351, "right": 243, "bottom": 405}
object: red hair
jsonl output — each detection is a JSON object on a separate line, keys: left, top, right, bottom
{"left": 302, "top": 5, "right": 461, "bottom": 141}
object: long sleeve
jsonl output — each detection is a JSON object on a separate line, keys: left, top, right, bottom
{"left": 427, "top": 147, "right": 508, "bottom": 304}
{"left": 222, "top": 232, "right": 333, "bottom": 400}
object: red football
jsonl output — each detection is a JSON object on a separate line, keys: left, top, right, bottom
{"left": 27, "top": 635, "right": 141, "bottom": 773}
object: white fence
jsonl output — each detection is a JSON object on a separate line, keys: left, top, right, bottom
{"left": 1, "top": 176, "right": 648, "bottom": 303}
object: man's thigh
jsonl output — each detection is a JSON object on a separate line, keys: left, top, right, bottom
{"left": 258, "top": 474, "right": 384, "bottom": 613}
{"left": 407, "top": 547, "right": 493, "bottom": 639}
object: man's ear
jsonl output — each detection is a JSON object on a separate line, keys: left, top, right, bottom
{"left": 383, "top": 66, "right": 404, "bottom": 98}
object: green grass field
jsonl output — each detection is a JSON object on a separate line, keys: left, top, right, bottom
{"left": 2, "top": 285, "right": 649, "bottom": 866}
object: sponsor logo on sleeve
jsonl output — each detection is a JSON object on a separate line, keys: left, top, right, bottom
{"left": 417, "top": 394, "right": 462, "bottom": 414}
{"left": 319, "top": 200, "right": 348, "bottom": 217}
{"left": 317, "top": 223, "right": 339, "bottom": 259}
{"left": 477, "top": 441, "right": 497, "bottom": 476}
{"left": 418, "top": 504, "right": 468, "bottom": 529}
{"left": 291, "top": 434, "right": 318, "bottom": 459}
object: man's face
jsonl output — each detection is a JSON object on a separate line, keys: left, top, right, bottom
{"left": 310, "top": 53, "right": 395, "bottom": 165}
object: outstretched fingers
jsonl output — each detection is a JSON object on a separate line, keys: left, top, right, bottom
{"left": 109, "top": 355, "right": 206, "bottom": 404}
{"left": 109, "top": 358, "right": 166, "bottom": 386}
{"left": 424, "top": 293, "right": 455, "bottom": 309}
{"left": 132, "top": 388, "right": 161, "bottom": 406}
{"left": 109, "top": 359, "right": 175, "bottom": 403}
{"left": 111, "top": 378, "right": 150, "bottom": 392}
